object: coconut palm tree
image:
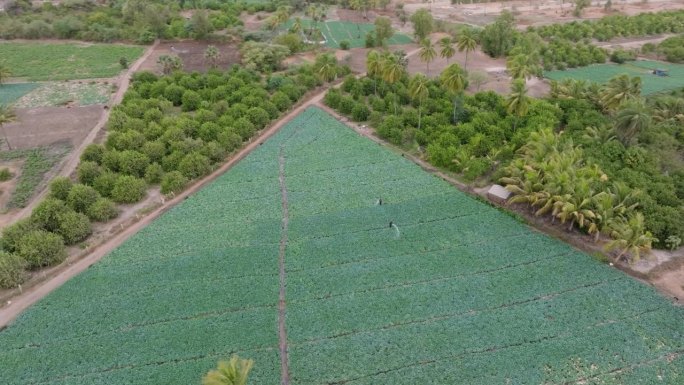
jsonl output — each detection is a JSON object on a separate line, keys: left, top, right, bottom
{"left": 204, "top": 45, "right": 220, "bottom": 69}
{"left": 202, "top": 355, "right": 254, "bottom": 385}
{"left": 599, "top": 74, "right": 641, "bottom": 111}
{"left": 652, "top": 96, "right": 684, "bottom": 125}
{"left": 506, "top": 79, "right": 530, "bottom": 130}
{"left": 366, "top": 50, "right": 381, "bottom": 94}
{"left": 439, "top": 37, "right": 455, "bottom": 64}
{"left": 380, "top": 51, "right": 405, "bottom": 85}
{"left": 456, "top": 28, "right": 477, "bottom": 71}
{"left": 440, "top": 63, "right": 467, "bottom": 122}
{"left": 605, "top": 213, "right": 656, "bottom": 263}
{"left": 419, "top": 38, "right": 436, "bottom": 74}
{"left": 0, "top": 105, "right": 17, "bottom": 151}
{"left": 313, "top": 53, "right": 339, "bottom": 82}
{"left": 409, "top": 74, "right": 429, "bottom": 130}
{"left": 613, "top": 98, "right": 651, "bottom": 145}
{"left": 506, "top": 53, "right": 540, "bottom": 80}
{"left": 0, "top": 61, "right": 11, "bottom": 86}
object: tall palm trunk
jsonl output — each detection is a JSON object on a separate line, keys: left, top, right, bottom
{"left": 464, "top": 51, "right": 469, "bottom": 71}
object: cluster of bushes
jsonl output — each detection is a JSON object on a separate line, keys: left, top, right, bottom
{"left": 0, "top": 0, "right": 250, "bottom": 43}
{"left": 0, "top": 59, "right": 347, "bottom": 289}
{"left": 541, "top": 40, "right": 607, "bottom": 70}
{"left": 325, "top": 74, "right": 559, "bottom": 182}
{"left": 642, "top": 34, "right": 684, "bottom": 63}
{"left": 327, "top": 69, "right": 684, "bottom": 249}
{"left": 0, "top": 177, "right": 117, "bottom": 288}
{"left": 532, "top": 10, "right": 684, "bottom": 42}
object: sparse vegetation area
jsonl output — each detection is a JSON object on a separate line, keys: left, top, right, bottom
{"left": 0, "top": 144, "right": 71, "bottom": 209}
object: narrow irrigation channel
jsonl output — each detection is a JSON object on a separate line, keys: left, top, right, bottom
{"left": 278, "top": 145, "right": 291, "bottom": 385}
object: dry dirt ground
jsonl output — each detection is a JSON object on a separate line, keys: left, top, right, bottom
{"left": 0, "top": 160, "right": 22, "bottom": 212}
{"left": 1, "top": 105, "right": 103, "bottom": 150}
{"left": 336, "top": 33, "right": 549, "bottom": 97}
{"left": 138, "top": 41, "right": 241, "bottom": 74}
{"left": 404, "top": 0, "right": 684, "bottom": 27}
{"left": 242, "top": 11, "right": 270, "bottom": 31}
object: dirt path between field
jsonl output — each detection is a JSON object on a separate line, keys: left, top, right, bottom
{"left": 277, "top": 147, "right": 291, "bottom": 385}
{"left": 0, "top": 86, "right": 328, "bottom": 328}
{"left": 0, "top": 41, "right": 159, "bottom": 229}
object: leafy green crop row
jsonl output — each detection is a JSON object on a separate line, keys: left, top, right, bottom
{"left": 0, "top": 107, "right": 682, "bottom": 384}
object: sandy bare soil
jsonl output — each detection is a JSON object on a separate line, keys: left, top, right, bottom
{"left": 403, "top": 0, "right": 684, "bottom": 27}
{"left": 1, "top": 105, "right": 103, "bottom": 150}
{"left": 242, "top": 11, "right": 270, "bottom": 31}
{"left": 138, "top": 41, "right": 241, "bottom": 74}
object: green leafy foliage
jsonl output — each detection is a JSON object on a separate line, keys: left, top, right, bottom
{"left": 0, "top": 251, "right": 26, "bottom": 289}
{"left": 15, "top": 230, "right": 66, "bottom": 269}
{"left": 0, "top": 107, "right": 682, "bottom": 384}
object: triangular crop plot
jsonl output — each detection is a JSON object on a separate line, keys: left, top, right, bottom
{"left": 1, "top": 107, "right": 683, "bottom": 384}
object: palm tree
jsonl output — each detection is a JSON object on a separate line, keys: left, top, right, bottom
{"left": 506, "top": 53, "right": 539, "bottom": 80}
{"left": 440, "top": 63, "right": 466, "bottom": 122}
{"left": 157, "top": 55, "right": 183, "bottom": 75}
{"left": 605, "top": 213, "right": 656, "bottom": 263}
{"left": 409, "top": 74, "right": 429, "bottom": 130}
{"left": 202, "top": 355, "right": 254, "bottom": 385}
{"left": 380, "top": 51, "right": 405, "bottom": 85}
{"left": 506, "top": 79, "right": 530, "bottom": 130}
{"left": 456, "top": 28, "right": 477, "bottom": 71}
{"left": 599, "top": 74, "right": 641, "bottom": 111}
{"left": 313, "top": 53, "right": 338, "bottom": 82}
{"left": 204, "top": 45, "right": 220, "bottom": 69}
{"left": 419, "top": 38, "right": 436, "bottom": 74}
{"left": 0, "top": 105, "right": 17, "bottom": 151}
{"left": 613, "top": 99, "right": 651, "bottom": 145}
{"left": 350, "top": 0, "right": 370, "bottom": 19}
{"left": 652, "top": 96, "right": 684, "bottom": 125}
{"left": 439, "top": 37, "right": 455, "bottom": 64}
{"left": 366, "top": 50, "right": 381, "bottom": 94}
{"left": 0, "top": 61, "right": 11, "bottom": 86}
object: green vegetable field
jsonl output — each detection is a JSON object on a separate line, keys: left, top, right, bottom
{"left": 0, "top": 107, "right": 683, "bottom": 384}
{"left": 0, "top": 83, "right": 40, "bottom": 106}
{"left": 0, "top": 42, "right": 144, "bottom": 81}
{"left": 545, "top": 60, "right": 684, "bottom": 94}
{"left": 284, "top": 19, "right": 413, "bottom": 49}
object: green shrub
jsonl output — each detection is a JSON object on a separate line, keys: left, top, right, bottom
{"left": 87, "top": 198, "right": 118, "bottom": 222}
{"left": 93, "top": 171, "right": 119, "bottom": 198}
{"left": 0, "top": 168, "right": 13, "bottom": 182}
{"left": 182, "top": 90, "right": 202, "bottom": 111}
{"left": 77, "top": 161, "right": 102, "bottom": 186}
{"left": 118, "top": 150, "right": 150, "bottom": 178}
{"left": 31, "top": 198, "right": 69, "bottom": 232}
{"left": 340, "top": 40, "right": 351, "bottom": 50}
{"left": 80, "top": 144, "right": 105, "bottom": 164}
{"left": 144, "top": 163, "right": 164, "bottom": 184}
{"left": 16, "top": 230, "right": 67, "bottom": 269}
{"left": 111, "top": 175, "right": 147, "bottom": 204}
{"left": 178, "top": 152, "right": 212, "bottom": 179}
{"left": 0, "top": 218, "right": 37, "bottom": 254}
{"left": 56, "top": 210, "right": 92, "bottom": 245}
{"left": 161, "top": 171, "right": 188, "bottom": 194}
{"left": 0, "top": 251, "right": 27, "bottom": 289}
{"left": 49, "top": 177, "right": 73, "bottom": 201}
{"left": 66, "top": 184, "right": 100, "bottom": 214}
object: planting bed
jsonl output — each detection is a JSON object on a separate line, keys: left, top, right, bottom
{"left": 0, "top": 83, "right": 40, "bottom": 106}
{"left": 545, "top": 60, "right": 684, "bottom": 94}
{"left": 0, "top": 42, "right": 144, "bottom": 81}
{"left": 285, "top": 19, "right": 412, "bottom": 49}
{"left": 0, "top": 107, "right": 682, "bottom": 384}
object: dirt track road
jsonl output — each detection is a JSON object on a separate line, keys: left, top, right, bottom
{"left": 0, "top": 41, "right": 159, "bottom": 228}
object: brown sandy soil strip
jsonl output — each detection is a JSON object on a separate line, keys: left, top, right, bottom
{"left": 277, "top": 147, "right": 291, "bottom": 385}
{"left": 0, "top": 41, "right": 159, "bottom": 229}
{"left": 0, "top": 86, "right": 328, "bottom": 328}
